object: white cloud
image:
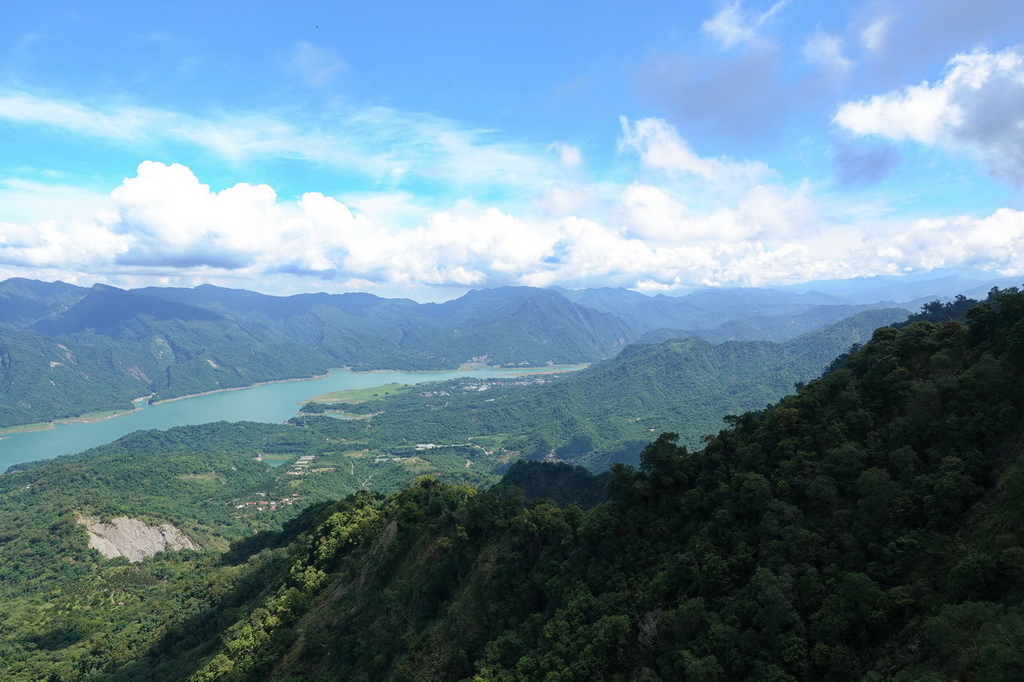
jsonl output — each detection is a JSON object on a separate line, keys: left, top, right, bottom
{"left": 0, "top": 91, "right": 156, "bottom": 141}
{"left": 619, "top": 184, "right": 691, "bottom": 242}
{"left": 860, "top": 17, "right": 890, "bottom": 53}
{"left": 0, "top": 215, "right": 131, "bottom": 270}
{"left": 834, "top": 46, "right": 1024, "bottom": 184}
{"left": 292, "top": 41, "right": 346, "bottom": 87}
{"left": 0, "top": 158, "right": 1019, "bottom": 297}
{"left": 702, "top": 0, "right": 788, "bottom": 49}
{"left": 862, "top": 208, "right": 1024, "bottom": 275}
{"left": 0, "top": 90, "right": 565, "bottom": 192}
{"left": 803, "top": 33, "right": 852, "bottom": 76}
{"left": 618, "top": 116, "right": 772, "bottom": 188}
{"left": 548, "top": 141, "right": 582, "bottom": 168}
{"left": 736, "top": 181, "right": 818, "bottom": 240}
{"left": 532, "top": 184, "right": 599, "bottom": 218}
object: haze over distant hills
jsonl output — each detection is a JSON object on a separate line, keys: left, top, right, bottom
{"left": 0, "top": 271, "right": 1014, "bottom": 430}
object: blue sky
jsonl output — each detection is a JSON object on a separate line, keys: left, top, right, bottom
{"left": 1, "top": 0, "right": 1021, "bottom": 300}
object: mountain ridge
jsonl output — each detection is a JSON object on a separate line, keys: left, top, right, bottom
{"left": 0, "top": 275, "right": 1004, "bottom": 429}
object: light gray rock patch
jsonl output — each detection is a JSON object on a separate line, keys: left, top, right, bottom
{"left": 78, "top": 515, "right": 201, "bottom": 562}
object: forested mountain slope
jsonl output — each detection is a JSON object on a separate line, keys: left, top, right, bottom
{"left": 0, "top": 322, "right": 151, "bottom": 427}
{"left": 111, "top": 287, "right": 1024, "bottom": 681}
{"left": 636, "top": 302, "right": 909, "bottom": 344}
{"left": 294, "top": 307, "right": 909, "bottom": 465}
{"left": 0, "top": 278, "right": 85, "bottom": 326}
{"left": 0, "top": 282, "right": 636, "bottom": 428}
{"left": 0, "top": 285, "right": 333, "bottom": 426}
{"left": 134, "top": 284, "right": 632, "bottom": 367}
{"left": 554, "top": 285, "right": 854, "bottom": 333}
{"left": 0, "top": 418, "right": 505, "bottom": 680}
{"left": 0, "top": 276, "right": 959, "bottom": 429}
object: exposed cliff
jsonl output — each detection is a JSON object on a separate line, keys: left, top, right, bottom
{"left": 78, "top": 515, "right": 200, "bottom": 562}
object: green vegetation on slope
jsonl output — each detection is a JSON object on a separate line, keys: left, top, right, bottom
{"left": 0, "top": 415, "right": 524, "bottom": 681}
{"left": 0, "top": 278, "right": 916, "bottom": 430}
{"left": 292, "top": 307, "right": 909, "bottom": 467}
{"left": 99, "top": 287, "right": 1023, "bottom": 681}
{"left": 1, "top": 290, "right": 1018, "bottom": 681}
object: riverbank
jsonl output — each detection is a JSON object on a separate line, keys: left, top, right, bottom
{"left": 149, "top": 360, "right": 585, "bottom": 403}
{"left": 308, "top": 364, "right": 587, "bottom": 404}
{"left": 0, "top": 365, "right": 590, "bottom": 471}
{"left": 0, "top": 364, "right": 588, "bottom": 438}
{"left": 148, "top": 371, "right": 333, "bottom": 405}
{"left": 0, "top": 407, "right": 143, "bottom": 437}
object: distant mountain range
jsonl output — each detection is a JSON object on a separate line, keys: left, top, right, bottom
{"left": 0, "top": 271, "right": 1009, "bottom": 429}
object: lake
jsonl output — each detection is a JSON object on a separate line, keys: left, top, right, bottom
{"left": 0, "top": 366, "right": 579, "bottom": 472}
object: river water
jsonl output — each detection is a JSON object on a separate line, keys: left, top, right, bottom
{"left": 0, "top": 366, "right": 577, "bottom": 472}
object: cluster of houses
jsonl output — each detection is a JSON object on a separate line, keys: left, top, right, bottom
{"left": 233, "top": 490, "right": 300, "bottom": 513}
{"left": 416, "top": 376, "right": 554, "bottom": 398}
{"left": 286, "top": 454, "right": 316, "bottom": 474}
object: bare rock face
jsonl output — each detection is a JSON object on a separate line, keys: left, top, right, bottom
{"left": 78, "top": 516, "right": 201, "bottom": 562}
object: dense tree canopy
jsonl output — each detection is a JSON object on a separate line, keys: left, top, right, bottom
{"left": 107, "top": 290, "right": 1024, "bottom": 680}
{"left": 1, "top": 289, "right": 1020, "bottom": 681}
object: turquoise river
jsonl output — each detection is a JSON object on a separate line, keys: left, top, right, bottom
{"left": 0, "top": 366, "right": 579, "bottom": 472}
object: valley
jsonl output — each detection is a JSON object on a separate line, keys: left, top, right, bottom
{"left": 0, "top": 276, "right": 927, "bottom": 434}
{"left": 0, "top": 278, "right": 1020, "bottom": 681}
{"left": 0, "top": 365, "right": 582, "bottom": 470}
{"left": 4, "top": 3, "right": 1021, "bottom": 679}
{"left": 0, "top": 287, "right": 1018, "bottom": 681}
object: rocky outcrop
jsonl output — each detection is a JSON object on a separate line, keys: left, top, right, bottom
{"left": 78, "top": 515, "right": 201, "bottom": 562}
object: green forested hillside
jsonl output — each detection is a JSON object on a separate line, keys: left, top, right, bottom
{"left": 0, "top": 417, "right": 508, "bottom": 681}
{"left": 636, "top": 302, "right": 910, "bottom": 344}
{"left": 293, "top": 307, "right": 909, "bottom": 466}
{"left": 0, "top": 278, "right": 923, "bottom": 429}
{"left": 0, "top": 278, "right": 85, "bottom": 326}
{"left": 91, "top": 287, "right": 1024, "bottom": 682}
{"left": 0, "top": 286, "right": 334, "bottom": 427}
{"left": 0, "top": 282, "right": 634, "bottom": 428}
{"left": 0, "top": 323, "right": 150, "bottom": 427}
{"left": 0, "top": 290, "right": 1020, "bottom": 680}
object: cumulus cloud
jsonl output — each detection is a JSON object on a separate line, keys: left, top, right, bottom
{"left": 619, "top": 184, "right": 692, "bottom": 242}
{"left": 1, "top": 159, "right": 1019, "bottom": 296}
{"left": 862, "top": 208, "right": 1024, "bottom": 275}
{"left": 618, "top": 180, "right": 816, "bottom": 245}
{"left": 702, "top": 0, "right": 788, "bottom": 49}
{"left": 834, "top": 46, "right": 1024, "bottom": 185}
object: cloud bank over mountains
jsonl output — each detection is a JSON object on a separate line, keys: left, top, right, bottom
{"left": 2, "top": 148, "right": 1019, "bottom": 295}
{"left": 1, "top": 1, "right": 1021, "bottom": 298}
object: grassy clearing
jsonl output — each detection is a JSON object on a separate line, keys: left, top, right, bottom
{"left": 258, "top": 454, "right": 294, "bottom": 463}
{"left": 308, "top": 382, "right": 414, "bottom": 404}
